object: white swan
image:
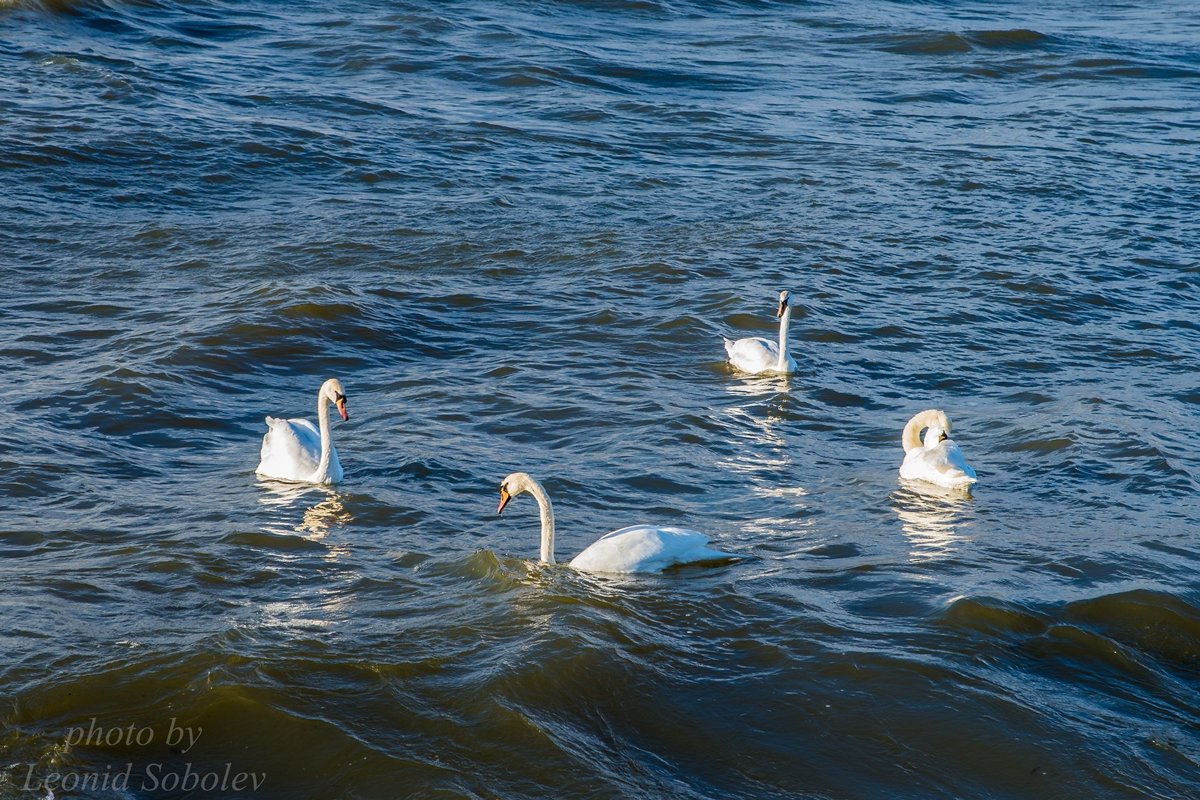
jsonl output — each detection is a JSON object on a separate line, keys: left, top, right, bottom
{"left": 898, "top": 409, "right": 977, "bottom": 491}
{"left": 255, "top": 378, "right": 349, "bottom": 484}
{"left": 724, "top": 290, "right": 798, "bottom": 375}
{"left": 496, "top": 472, "right": 738, "bottom": 573}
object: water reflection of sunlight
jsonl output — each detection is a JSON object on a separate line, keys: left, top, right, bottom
{"left": 892, "top": 481, "right": 972, "bottom": 562}
{"left": 724, "top": 373, "right": 792, "bottom": 399}
{"left": 720, "top": 375, "right": 793, "bottom": 474}
{"left": 741, "top": 514, "right": 815, "bottom": 556}
{"left": 256, "top": 481, "right": 353, "bottom": 546}
{"left": 298, "top": 494, "right": 353, "bottom": 540}
{"left": 259, "top": 594, "right": 341, "bottom": 631}
{"left": 255, "top": 483, "right": 355, "bottom": 628}
{"left": 257, "top": 480, "right": 325, "bottom": 509}
{"left": 716, "top": 375, "right": 812, "bottom": 520}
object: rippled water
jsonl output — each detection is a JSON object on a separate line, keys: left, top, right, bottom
{"left": 2, "top": 0, "right": 1199, "bottom": 798}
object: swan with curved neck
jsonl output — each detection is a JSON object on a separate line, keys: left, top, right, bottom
{"left": 255, "top": 378, "right": 349, "bottom": 484}
{"left": 899, "top": 409, "right": 977, "bottom": 491}
{"left": 724, "top": 290, "right": 799, "bottom": 375}
{"left": 496, "top": 472, "right": 737, "bottom": 573}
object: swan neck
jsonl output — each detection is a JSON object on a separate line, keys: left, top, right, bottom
{"left": 776, "top": 308, "right": 791, "bottom": 371}
{"left": 526, "top": 478, "right": 556, "bottom": 564}
{"left": 902, "top": 411, "right": 935, "bottom": 453}
{"left": 314, "top": 390, "right": 332, "bottom": 480}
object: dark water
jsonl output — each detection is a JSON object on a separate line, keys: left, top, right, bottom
{"left": 3, "top": 0, "right": 1200, "bottom": 797}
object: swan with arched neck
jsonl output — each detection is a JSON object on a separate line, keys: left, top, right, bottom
{"left": 898, "top": 409, "right": 976, "bottom": 491}
{"left": 496, "top": 472, "right": 738, "bottom": 573}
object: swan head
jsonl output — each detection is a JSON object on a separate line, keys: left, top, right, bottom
{"left": 922, "top": 411, "right": 952, "bottom": 448}
{"left": 776, "top": 290, "right": 791, "bottom": 319}
{"left": 321, "top": 378, "right": 349, "bottom": 421}
{"left": 497, "top": 472, "right": 535, "bottom": 515}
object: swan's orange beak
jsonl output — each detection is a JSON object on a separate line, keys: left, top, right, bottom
{"left": 776, "top": 298, "right": 787, "bottom": 318}
{"left": 497, "top": 486, "right": 511, "bottom": 515}
{"left": 336, "top": 397, "right": 348, "bottom": 421}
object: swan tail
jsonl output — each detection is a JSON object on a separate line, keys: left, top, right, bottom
{"left": 937, "top": 464, "right": 978, "bottom": 489}
{"left": 723, "top": 338, "right": 737, "bottom": 358}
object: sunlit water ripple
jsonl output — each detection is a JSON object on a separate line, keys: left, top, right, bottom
{"left": 2, "top": 0, "right": 1199, "bottom": 798}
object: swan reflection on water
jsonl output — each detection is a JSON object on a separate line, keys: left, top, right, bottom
{"left": 719, "top": 374, "right": 811, "bottom": 542}
{"left": 256, "top": 481, "right": 352, "bottom": 542}
{"left": 720, "top": 371, "right": 796, "bottom": 462}
{"left": 892, "top": 480, "right": 974, "bottom": 562}
{"left": 724, "top": 372, "right": 792, "bottom": 400}
{"left": 251, "top": 482, "right": 356, "bottom": 628}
